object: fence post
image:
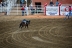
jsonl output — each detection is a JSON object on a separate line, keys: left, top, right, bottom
{"left": 44, "top": 6, "right": 46, "bottom": 16}
{"left": 59, "top": 5, "right": 60, "bottom": 16}
{"left": 17, "top": 4, "right": 18, "bottom": 15}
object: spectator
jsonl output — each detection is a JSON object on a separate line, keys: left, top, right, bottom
{"left": 5, "top": 2, "right": 8, "bottom": 6}
{"left": 0, "top": 4, "right": 1, "bottom": 7}
{"left": 25, "top": 6, "right": 28, "bottom": 16}
{"left": 21, "top": 6, "right": 25, "bottom": 16}
{"left": 20, "top": 0, "right": 24, "bottom": 7}
{"left": 0, "top": 2, "right": 2, "bottom": 12}
{"left": 2, "top": 2, "right": 5, "bottom": 6}
{"left": 49, "top": 0, "right": 54, "bottom": 6}
{"left": 30, "top": 5, "right": 34, "bottom": 15}
{"left": 65, "top": 6, "right": 72, "bottom": 19}
{"left": 69, "top": 6, "right": 72, "bottom": 17}
{"left": 1, "top": 2, "right": 2, "bottom": 6}
{"left": 56, "top": 0, "right": 59, "bottom": 6}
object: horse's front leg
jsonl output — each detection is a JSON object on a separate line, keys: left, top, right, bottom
{"left": 25, "top": 25, "right": 26, "bottom": 28}
{"left": 26, "top": 25, "right": 28, "bottom": 28}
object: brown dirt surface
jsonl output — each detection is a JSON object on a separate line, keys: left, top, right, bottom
{"left": 0, "top": 15, "right": 66, "bottom": 22}
{"left": 0, "top": 15, "right": 72, "bottom": 48}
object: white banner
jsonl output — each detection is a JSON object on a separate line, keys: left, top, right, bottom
{"left": 46, "top": 6, "right": 59, "bottom": 15}
{"left": 60, "top": 6, "right": 68, "bottom": 15}
{"left": 25, "top": 0, "right": 27, "bottom": 2}
{"left": 60, "top": 6, "right": 72, "bottom": 15}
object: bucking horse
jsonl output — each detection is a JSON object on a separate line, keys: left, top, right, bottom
{"left": 19, "top": 19, "right": 30, "bottom": 29}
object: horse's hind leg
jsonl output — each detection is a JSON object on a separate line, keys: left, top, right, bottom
{"left": 19, "top": 23, "right": 22, "bottom": 28}
{"left": 19, "top": 25, "right": 21, "bottom": 28}
{"left": 19, "top": 25, "right": 22, "bottom": 29}
{"left": 19, "top": 25, "right": 23, "bottom": 29}
{"left": 21, "top": 26, "right": 22, "bottom": 29}
{"left": 20, "top": 26, "right": 23, "bottom": 29}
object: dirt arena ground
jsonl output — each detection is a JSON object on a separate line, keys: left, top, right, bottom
{"left": 0, "top": 15, "right": 72, "bottom": 48}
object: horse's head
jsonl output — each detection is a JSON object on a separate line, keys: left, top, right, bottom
{"left": 27, "top": 20, "right": 30, "bottom": 24}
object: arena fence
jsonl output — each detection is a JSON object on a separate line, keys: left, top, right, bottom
{"left": 0, "top": 4, "right": 72, "bottom": 16}
{"left": 7, "top": 4, "right": 45, "bottom": 16}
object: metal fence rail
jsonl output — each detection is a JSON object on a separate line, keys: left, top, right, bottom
{"left": 8, "top": 4, "right": 45, "bottom": 16}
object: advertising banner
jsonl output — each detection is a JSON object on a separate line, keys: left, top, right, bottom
{"left": 46, "top": 6, "right": 59, "bottom": 15}
{"left": 60, "top": 6, "right": 72, "bottom": 16}
{"left": 60, "top": 6, "right": 68, "bottom": 15}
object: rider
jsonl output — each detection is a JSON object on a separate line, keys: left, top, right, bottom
{"left": 22, "top": 19, "right": 27, "bottom": 24}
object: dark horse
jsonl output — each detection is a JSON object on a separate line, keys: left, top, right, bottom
{"left": 19, "top": 20, "right": 30, "bottom": 29}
